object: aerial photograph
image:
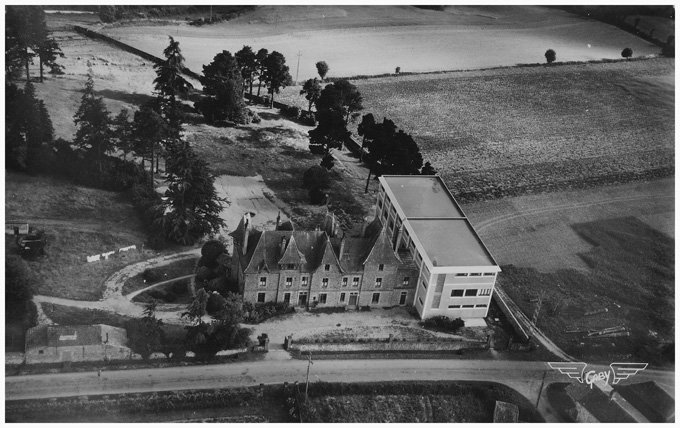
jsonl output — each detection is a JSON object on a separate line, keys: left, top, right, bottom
{"left": 4, "top": 4, "right": 675, "bottom": 423}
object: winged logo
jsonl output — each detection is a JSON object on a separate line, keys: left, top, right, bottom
{"left": 547, "top": 362, "right": 587, "bottom": 383}
{"left": 610, "top": 363, "right": 648, "bottom": 384}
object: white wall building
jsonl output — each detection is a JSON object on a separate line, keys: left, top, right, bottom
{"left": 376, "top": 175, "right": 501, "bottom": 319}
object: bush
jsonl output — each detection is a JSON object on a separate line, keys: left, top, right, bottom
{"left": 201, "top": 240, "right": 226, "bottom": 264}
{"left": 300, "top": 110, "right": 316, "bottom": 126}
{"left": 242, "top": 301, "right": 295, "bottom": 324}
{"left": 302, "top": 165, "right": 331, "bottom": 190}
{"left": 421, "top": 316, "right": 465, "bottom": 333}
{"left": 149, "top": 289, "right": 177, "bottom": 303}
{"left": 308, "top": 187, "right": 327, "bottom": 205}
{"left": 143, "top": 268, "right": 162, "bottom": 283}
{"left": 246, "top": 108, "right": 261, "bottom": 124}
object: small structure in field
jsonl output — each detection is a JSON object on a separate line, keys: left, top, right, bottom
{"left": 25, "top": 324, "right": 130, "bottom": 364}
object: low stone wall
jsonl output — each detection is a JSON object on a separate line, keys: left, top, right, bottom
{"left": 288, "top": 337, "right": 487, "bottom": 353}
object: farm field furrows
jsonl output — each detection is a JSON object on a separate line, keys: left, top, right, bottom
{"left": 349, "top": 58, "right": 675, "bottom": 199}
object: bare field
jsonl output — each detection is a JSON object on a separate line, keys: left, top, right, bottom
{"left": 98, "top": 6, "right": 662, "bottom": 82}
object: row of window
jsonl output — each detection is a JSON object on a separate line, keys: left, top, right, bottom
{"left": 280, "top": 263, "right": 388, "bottom": 273}
{"left": 257, "top": 291, "right": 409, "bottom": 305}
{"left": 450, "top": 288, "right": 493, "bottom": 297}
{"left": 454, "top": 272, "right": 496, "bottom": 277}
{"left": 448, "top": 304, "right": 488, "bottom": 309}
{"left": 260, "top": 276, "right": 411, "bottom": 288}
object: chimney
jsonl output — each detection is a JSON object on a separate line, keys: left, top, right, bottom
{"left": 331, "top": 213, "right": 336, "bottom": 237}
{"left": 242, "top": 213, "right": 251, "bottom": 256}
{"left": 339, "top": 233, "right": 346, "bottom": 261}
{"left": 276, "top": 211, "right": 281, "bottom": 231}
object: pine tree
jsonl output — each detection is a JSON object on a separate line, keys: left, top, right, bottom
{"left": 73, "top": 64, "right": 113, "bottom": 177}
{"left": 153, "top": 36, "right": 193, "bottom": 129}
{"left": 113, "top": 108, "right": 134, "bottom": 161}
{"left": 261, "top": 51, "right": 292, "bottom": 108}
{"left": 155, "top": 141, "right": 227, "bottom": 245}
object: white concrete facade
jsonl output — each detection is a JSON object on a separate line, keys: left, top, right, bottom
{"left": 377, "top": 176, "right": 501, "bottom": 320}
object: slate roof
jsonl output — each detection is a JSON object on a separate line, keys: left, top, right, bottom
{"left": 277, "top": 234, "right": 307, "bottom": 265}
{"left": 565, "top": 382, "right": 637, "bottom": 423}
{"left": 244, "top": 230, "right": 326, "bottom": 273}
{"left": 612, "top": 381, "right": 675, "bottom": 422}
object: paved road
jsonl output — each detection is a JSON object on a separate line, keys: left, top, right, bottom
{"left": 6, "top": 358, "right": 674, "bottom": 414}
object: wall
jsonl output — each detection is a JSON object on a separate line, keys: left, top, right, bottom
{"left": 492, "top": 285, "right": 531, "bottom": 342}
{"left": 25, "top": 344, "right": 132, "bottom": 364}
{"left": 288, "top": 337, "right": 487, "bottom": 353}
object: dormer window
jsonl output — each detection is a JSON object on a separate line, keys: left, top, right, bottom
{"left": 378, "top": 264, "right": 384, "bottom": 271}
{"left": 324, "top": 264, "right": 331, "bottom": 271}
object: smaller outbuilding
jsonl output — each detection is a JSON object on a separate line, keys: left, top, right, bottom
{"left": 25, "top": 324, "right": 130, "bottom": 364}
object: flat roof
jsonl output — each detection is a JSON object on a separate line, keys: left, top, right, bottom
{"left": 381, "top": 176, "right": 464, "bottom": 218}
{"left": 408, "top": 218, "right": 496, "bottom": 267}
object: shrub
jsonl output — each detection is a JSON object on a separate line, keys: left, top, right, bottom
{"left": 143, "top": 269, "right": 162, "bottom": 283}
{"left": 421, "top": 316, "right": 465, "bottom": 333}
{"left": 286, "top": 105, "right": 302, "bottom": 119}
{"left": 308, "top": 187, "right": 327, "bottom": 205}
{"left": 242, "top": 301, "right": 295, "bottom": 324}
{"left": 545, "top": 49, "right": 556, "bottom": 64}
{"left": 201, "top": 240, "right": 226, "bottom": 264}
{"left": 300, "top": 110, "right": 316, "bottom": 126}
{"left": 302, "top": 165, "right": 331, "bottom": 190}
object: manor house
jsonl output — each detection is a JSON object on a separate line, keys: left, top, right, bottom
{"left": 230, "top": 175, "right": 500, "bottom": 320}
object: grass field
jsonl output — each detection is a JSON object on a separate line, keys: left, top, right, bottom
{"left": 499, "top": 216, "right": 674, "bottom": 365}
{"left": 5, "top": 172, "right": 153, "bottom": 300}
{"left": 300, "top": 381, "right": 543, "bottom": 422}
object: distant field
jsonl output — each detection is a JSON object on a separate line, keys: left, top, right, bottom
{"left": 99, "top": 5, "right": 663, "bottom": 82}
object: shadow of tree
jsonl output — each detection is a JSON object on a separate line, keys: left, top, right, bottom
{"left": 97, "top": 89, "right": 155, "bottom": 107}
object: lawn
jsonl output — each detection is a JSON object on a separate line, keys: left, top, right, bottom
{"left": 122, "top": 258, "right": 197, "bottom": 296}
{"left": 41, "top": 303, "right": 133, "bottom": 328}
{"left": 5, "top": 172, "right": 153, "bottom": 300}
{"left": 499, "top": 216, "right": 674, "bottom": 366}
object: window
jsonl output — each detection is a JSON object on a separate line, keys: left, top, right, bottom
{"left": 375, "top": 277, "right": 382, "bottom": 288}
{"left": 421, "top": 280, "right": 427, "bottom": 290}
{"left": 451, "top": 289, "right": 464, "bottom": 297}
{"left": 322, "top": 278, "right": 329, "bottom": 288}
{"left": 378, "top": 264, "right": 384, "bottom": 271}
{"left": 301, "top": 277, "right": 308, "bottom": 287}
{"left": 389, "top": 220, "right": 394, "bottom": 231}
{"left": 287, "top": 264, "right": 296, "bottom": 270}
{"left": 283, "top": 293, "right": 291, "bottom": 304}
{"left": 324, "top": 264, "right": 331, "bottom": 271}
{"left": 483, "top": 272, "right": 496, "bottom": 277}
{"left": 342, "top": 277, "right": 348, "bottom": 287}
{"left": 352, "top": 277, "right": 359, "bottom": 287}
{"left": 476, "top": 304, "right": 488, "bottom": 308}
{"left": 470, "top": 273, "right": 482, "bottom": 277}
{"left": 462, "top": 304, "right": 474, "bottom": 308}
{"left": 38, "top": 350, "right": 44, "bottom": 354}
{"left": 285, "top": 277, "right": 293, "bottom": 287}
{"left": 455, "top": 273, "right": 468, "bottom": 277}
{"left": 340, "top": 292, "right": 346, "bottom": 303}
{"left": 319, "top": 293, "right": 327, "bottom": 304}
{"left": 465, "top": 289, "right": 478, "bottom": 297}
{"left": 257, "top": 292, "right": 266, "bottom": 303}
{"left": 372, "top": 293, "right": 380, "bottom": 304}
{"left": 448, "top": 305, "right": 461, "bottom": 309}
{"left": 418, "top": 297, "right": 424, "bottom": 306}
{"left": 479, "top": 289, "right": 492, "bottom": 296}
{"left": 259, "top": 277, "right": 267, "bottom": 287}
{"left": 378, "top": 199, "right": 383, "bottom": 210}
{"left": 402, "top": 276, "right": 410, "bottom": 286}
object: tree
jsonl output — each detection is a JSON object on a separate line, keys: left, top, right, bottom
{"left": 200, "top": 239, "right": 227, "bottom": 269}
{"left": 235, "top": 45, "right": 257, "bottom": 96}
{"left": 315, "top": 79, "right": 363, "bottom": 125}
{"left": 302, "top": 165, "right": 331, "bottom": 189}
{"left": 421, "top": 161, "right": 437, "bottom": 175}
{"left": 155, "top": 140, "right": 227, "bottom": 245}
{"left": 261, "top": 51, "right": 292, "bottom": 108}
{"left": 545, "top": 49, "right": 556, "bottom": 64}
{"left": 255, "top": 48, "right": 269, "bottom": 98}
{"left": 357, "top": 113, "right": 376, "bottom": 162}
{"left": 5, "top": 254, "right": 38, "bottom": 323}
{"left": 37, "top": 37, "right": 64, "bottom": 82}
{"left": 662, "top": 35, "right": 675, "bottom": 57}
{"left": 621, "top": 47, "right": 633, "bottom": 59}
{"left": 5, "top": 6, "right": 48, "bottom": 82}
{"left": 132, "top": 105, "right": 171, "bottom": 185}
{"left": 153, "top": 36, "right": 193, "bottom": 128}
{"left": 125, "top": 303, "right": 166, "bottom": 360}
{"left": 73, "top": 65, "right": 113, "bottom": 177}
{"left": 197, "top": 50, "right": 246, "bottom": 123}
{"left": 316, "top": 61, "right": 329, "bottom": 81}
{"left": 308, "top": 109, "right": 349, "bottom": 162}
{"left": 6, "top": 82, "right": 54, "bottom": 172}
{"left": 183, "top": 288, "right": 209, "bottom": 324}
{"left": 299, "top": 78, "right": 322, "bottom": 112}
{"left": 113, "top": 108, "right": 134, "bottom": 161}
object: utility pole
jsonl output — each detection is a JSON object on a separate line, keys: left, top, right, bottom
{"left": 295, "top": 50, "right": 302, "bottom": 85}
{"left": 305, "top": 352, "right": 314, "bottom": 402}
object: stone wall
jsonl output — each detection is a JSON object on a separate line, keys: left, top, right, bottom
{"left": 287, "top": 336, "right": 488, "bottom": 353}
